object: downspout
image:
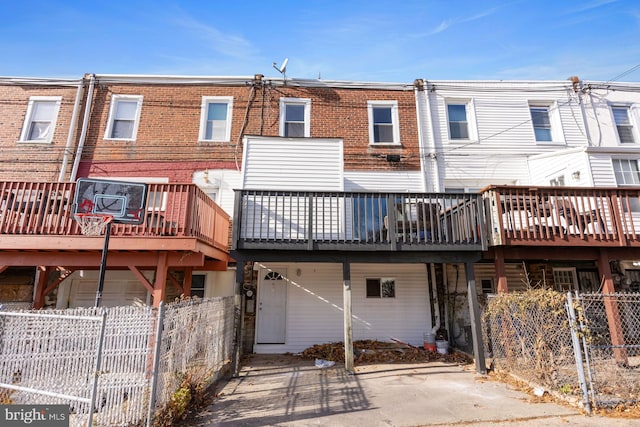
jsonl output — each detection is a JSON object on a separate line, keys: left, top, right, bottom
{"left": 70, "top": 73, "right": 96, "bottom": 181}
{"left": 571, "top": 76, "right": 593, "bottom": 147}
{"left": 414, "top": 79, "right": 428, "bottom": 192}
{"left": 424, "top": 81, "right": 441, "bottom": 192}
{"left": 58, "top": 78, "right": 85, "bottom": 182}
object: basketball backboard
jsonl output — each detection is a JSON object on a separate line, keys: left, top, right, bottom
{"left": 73, "top": 178, "right": 148, "bottom": 224}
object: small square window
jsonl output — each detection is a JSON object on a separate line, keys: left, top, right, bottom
{"left": 19, "top": 97, "right": 62, "bottom": 143}
{"left": 447, "top": 104, "right": 469, "bottom": 139}
{"left": 280, "top": 98, "right": 310, "bottom": 137}
{"left": 105, "top": 95, "right": 143, "bottom": 140}
{"left": 199, "top": 96, "right": 233, "bottom": 142}
{"left": 366, "top": 278, "right": 396, "bottom": 298}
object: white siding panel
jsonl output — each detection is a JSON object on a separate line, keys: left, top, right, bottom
{"left": 253, "top": 262, "right": 431, "bottom": 353}
{"left": 344, "top": 171, "right": 424, "bottom": 192}
{"left": 242, "top": 137, "right": 343, "bottom": 191}
{"left": 589, "top": 154, "right": 617, "bottom": 187}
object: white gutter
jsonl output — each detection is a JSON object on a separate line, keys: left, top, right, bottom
{"left": 70, "top": 74, "right": 95, "bottom": 181}
{"left": 58, "top": 78, "right": 85, "bottom": 181}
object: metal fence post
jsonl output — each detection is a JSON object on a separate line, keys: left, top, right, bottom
{"left": 87, "top": 311, "right": 108, "bottom": 427}
{"left": 566, "top": 292, "right": 591, "bottom": 413}
{"left": 146, "top": 301, "right": 165, "bottom": 427}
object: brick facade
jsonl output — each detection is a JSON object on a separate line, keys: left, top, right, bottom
{"left": 0, "top": 83, "right": 81, "bottom": 181}
{"left": 81, "top": 79, "right": 421, "bottom": 179}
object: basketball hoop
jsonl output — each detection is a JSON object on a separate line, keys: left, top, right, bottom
{"left": 74, "top": 213, "right": 113, "bottom": 236}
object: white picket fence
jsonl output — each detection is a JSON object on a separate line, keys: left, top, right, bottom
{"left": 0, "top": 297, "right": 235, "bottom": 426}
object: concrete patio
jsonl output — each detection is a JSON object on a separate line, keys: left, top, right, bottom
{"left": 184, "top": 354, "right": 637, "bottom": 426}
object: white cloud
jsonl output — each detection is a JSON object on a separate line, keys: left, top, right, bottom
{"left": 430, "top": 7, "right": 499, "bottom": 35}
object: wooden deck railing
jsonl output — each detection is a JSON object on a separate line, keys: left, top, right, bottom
{"left": 233, "top": 190, "right": 487, "bottom": 251}
{"left": 0, "top": 181, "right": 230, "bottom": 252}
{"left": 483, "top": 185, "right": 640, "bottom": 247}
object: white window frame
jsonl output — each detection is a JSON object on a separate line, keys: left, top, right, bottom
{"left": 367, "top": 100, "right": 400, "bottom": 145}
{"left": 528, "top": 101, "right": 564, "bottom": 144}
{"left": 279, "top": 97, "right": 311, "bottom": 137}
{"left": 198, "top": 96, "right": 233, "bottom": 142}
{"left": 552, "top": 267, "right": 578, "bottom": 292}
{"left": 611, "top": 105, "right": 638, "bottom": 145}
{"left": 612, "top": 158, "right": 640, "bottom": 212}
{"left": 104, "top": 94, "right": 143, "bottom": 141}
{"left": 19, "top": 96, "right": 62, "bottom": 144}
{"left": 445, "top": 99, "right": 478, "bottom": 142}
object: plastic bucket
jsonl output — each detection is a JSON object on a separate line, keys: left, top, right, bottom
{"left": 436, "top": 340, "right": 449, "bottom": 355}
{"left": 423, "top": 332, "right": 436, "bottom": 352}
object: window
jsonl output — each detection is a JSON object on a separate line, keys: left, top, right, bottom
{"left": 612, "top": 106, "right": 636, "bottom": 144}
{"left": 367, "top": 100, "right": 400, "bottom": 144}
{"left": 366, "top": 278, "right": 395, "bottom": 298}
{"left": 549, "top": 175, "right": 565, "bottom": 186}
{"left": 612, "top": 159, "right": 640, "bottom": 212}
{"left": 530, "top": 106, "right": 552, "bottom": 141}
{"left": 613, "top": 159, "right": 640, "bottom": 185}
{"left": 191, "top": 274, "right": 206, "bottom": 298}
{"left": 280, "top": 98, "right": 311, "bottom": 137}
{"left": 446, "top": 101, "right": 477, "bottom": 141}
{"left": 199, "top": 96, "right": 233, "bottom": 142}
{"left": 19, "top": 96, "right": 62, "bottom": 143}
{"left": 104, "top": 95, "right": 143, "bottom": 140}
{"left": 552, "top": 268, "right": 577, "bottom": 292}
{"left": 481, "top": 279, "right": 494, "bottom": 295}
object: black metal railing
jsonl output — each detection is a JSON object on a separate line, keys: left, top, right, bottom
{"left": 233, "top": 190, "right": 487, "bottom": 251}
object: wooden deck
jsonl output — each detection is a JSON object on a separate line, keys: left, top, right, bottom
{"left": 0, "top": 181, "right": 230, "bottom": 266}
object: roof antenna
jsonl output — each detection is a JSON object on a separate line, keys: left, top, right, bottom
{"left": 272, "top": 58, "right": 288, "bottom": 82}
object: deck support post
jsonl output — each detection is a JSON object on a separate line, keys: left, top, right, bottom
{"left": 465, "top": 262, "right": 486, "bottom": 374}
{"left": 151, "top": 252, "right": 168, "bottom": 308}
{"left": 597, "top": 249, "right": 628, "bottom": 365}
{"left": 495, "top": 247, "right": 508, "bottom": 293}
{"left": 343, "top": 261, "right": 354, "bottom": 373}
{"left": 33, "top": 266, "right": 49, "bottom": 309}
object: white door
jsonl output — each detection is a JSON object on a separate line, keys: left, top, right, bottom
{"left": 256, "top": 270, "right": 287, "bottom": 344}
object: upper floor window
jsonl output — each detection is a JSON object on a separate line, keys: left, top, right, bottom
{"left": 530, "top": 106, "right": 552, "bottom": 141}
{"left": 104, "top": 95, "right": 143, "bottom": 140}
{"left": 446, "top": 102, "right": 470, "bottom": 140}
{"left": 280, "top": 98, "right": 310, "bottom": 137}
{"left": 367, "top": 100, "right": 400, "bottom": 145}
{"left": 199, "top": 96, "right": 233, "bottom": 142}
{"left": 612, "top": 106, "right": 636, "bottom": 144}
{"left": 366, "top": 278, "right": 396, "bottom": 298}
{"left": 19, "top": 96, "right": 62, "bottom": 143}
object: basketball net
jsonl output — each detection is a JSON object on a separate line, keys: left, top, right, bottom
{"left": 74, "top": 213, "right": 113, "bottom": 236}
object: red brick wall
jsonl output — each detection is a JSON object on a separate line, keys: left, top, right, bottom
{"left": 0, "top": 84, "right": 80, "bottom": 181}
{"left": 83, "top": 81, "right": 420, "bottom": 175}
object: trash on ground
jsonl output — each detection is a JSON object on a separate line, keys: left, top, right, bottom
{"left": 315, "top": 359, "right": 336, "bottom": 369}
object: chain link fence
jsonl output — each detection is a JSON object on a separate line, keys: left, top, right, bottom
{"left": 0, "top": 296, "right": 235, "bottom": 426}
{"left": 576, "top": 293, "right": 640, "bottom": 408}
{"left": 483, "top": 290, "right": 640, "bottom": 411}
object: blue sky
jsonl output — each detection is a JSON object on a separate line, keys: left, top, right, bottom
{"left": 1, "top": 0, "right": 639, "bottom": 82}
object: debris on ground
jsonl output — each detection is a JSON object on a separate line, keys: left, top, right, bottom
{"left": 315, "top": 359, "right": 336, "bottom": 369}
{"left": 294, "top": 340, "right": 472, "bottom": 365}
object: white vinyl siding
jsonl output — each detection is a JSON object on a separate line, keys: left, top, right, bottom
{"left": 104, "top": 95, "right": 143, "bottom": 140}
{"left": 242, "top": 137, "right": 343, "bottom": 191}
{"left": 367, "top": 100, "right": 400, "bottom": 145}
{"left": 199, "top": 96, "right": 233, "bottom": 142}
{"left": 344, "top": 171, "right": 424, "bottom": 192}
{"left": 68, "top": 278, "right": 149, "bottom": 308}
{"left": 253, "top": 263, "right": 430, "bottom": 353}
{"left": 280, "top": 98, "right": 311, "bottom": 137}
{"left": 19, "top": 96, "right": 62, "bottom": 143}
